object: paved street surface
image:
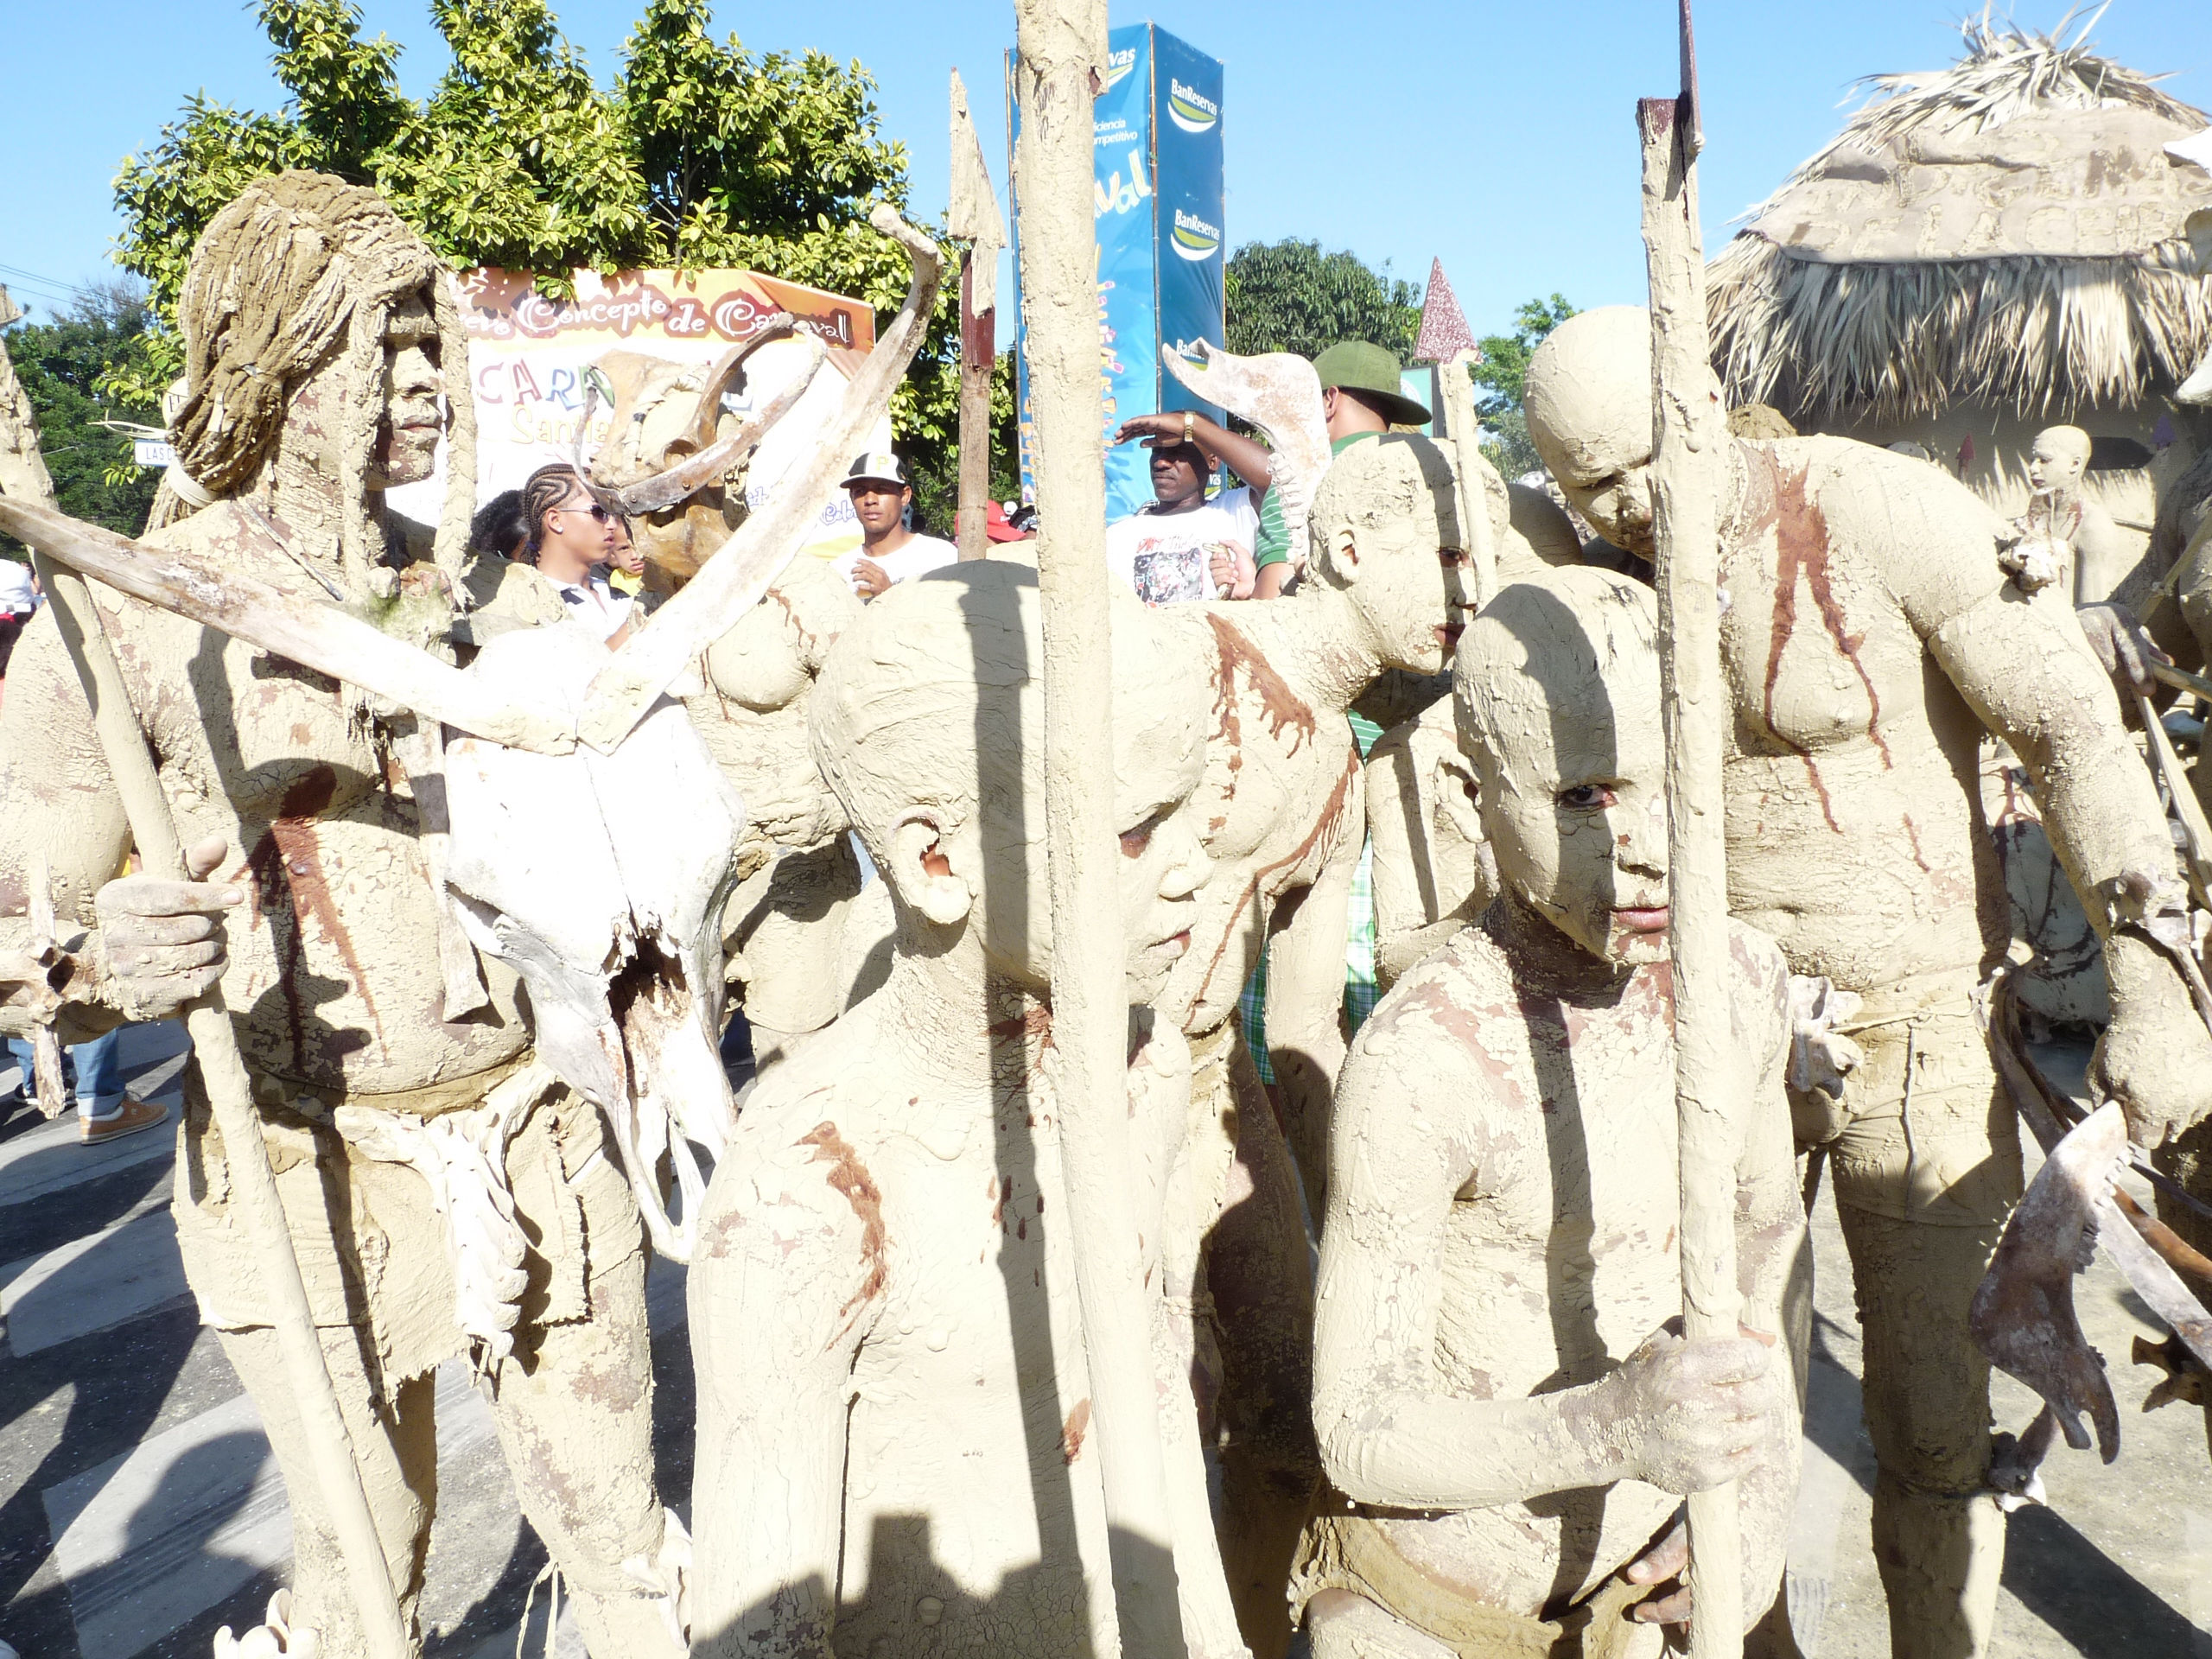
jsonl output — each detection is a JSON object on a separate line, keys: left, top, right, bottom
{"left": 0, "top": 1027, "right": 2207, "bottom": 1656}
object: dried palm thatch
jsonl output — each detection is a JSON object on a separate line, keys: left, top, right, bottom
{"left": 1710, "top": 8, "right": 2212, "bottom": 426}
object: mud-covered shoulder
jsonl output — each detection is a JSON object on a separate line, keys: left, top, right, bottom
{"left": 1344, "top": 918, "right": 1517, "bottom": 1098}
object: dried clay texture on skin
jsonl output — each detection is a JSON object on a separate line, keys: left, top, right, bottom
{"left": 690, "top": 565, "right": 1220, "bottom": 1658}
{"left": 1363, "top": 696, "right": 1493, "bottom": 994}
{"left": 1310, "top": 570, "right": 1803, "bottom": 1629}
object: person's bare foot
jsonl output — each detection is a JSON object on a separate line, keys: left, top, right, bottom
{"left": 79, "top": 1096, "right": 168, "bottom": 1146}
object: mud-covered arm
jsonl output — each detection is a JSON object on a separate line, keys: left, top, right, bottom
{"left": 0, "top": 608, "right": 134, "bottom": 1042}
{"left": 690, "top": 1128, "right": 882, "bottom": 1659}
{"left": 1264, "top": 766, "right": 1363, "bottom": 1192}
{"left": 1882, "top": 478, "right": 2212, "bottom": 1143}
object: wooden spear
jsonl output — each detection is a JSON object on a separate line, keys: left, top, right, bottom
{"left": 1009, "top": 3, "right": 1188, "bottom": 1652}
{"left": 950, "top": 70, "right": 1007, "bottom": 563}
{"left": 1637, "top": 9, "right": 1745, "bottom": 1657}
{"left": 0, "top": 292, "right": 413, "bottom": 1659}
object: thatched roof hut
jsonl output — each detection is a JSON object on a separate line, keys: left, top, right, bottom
{"left": 1708, "top": 13, "right": 2212, "bottom": 501}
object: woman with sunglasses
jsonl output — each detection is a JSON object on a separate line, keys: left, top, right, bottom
{"left": 520, "top": 462, "right": 632, "bottom": 644}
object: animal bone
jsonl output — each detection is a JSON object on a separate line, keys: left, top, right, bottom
{"left": 443, "top": 623, "right": 746, "bottom": 1262}
{"left": 1986, "top": 1404, "right": 2060, "bottom": 1511}
{"left": 1161, "top": 340, "right": 1329, "bottom": 567}
{"left": 1969, "top": 1101, "right": 2126, "bottom": 1461}
{"left": 2132, "top": 1332, "right": 2212, "bottom": 1457}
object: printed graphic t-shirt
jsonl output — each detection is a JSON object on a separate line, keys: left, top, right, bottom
{"left": 1105, "top": 487, "right": 1261, "bottom": 606}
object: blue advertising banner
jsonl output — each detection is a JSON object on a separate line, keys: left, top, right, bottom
{"left": 1009, "top": 23, "right": 1227, "bottom": 524}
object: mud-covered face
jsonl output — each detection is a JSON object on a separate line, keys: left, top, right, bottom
{"left": 2026, "top": 434, "right": 2088, "bottom": 498}
{"left": 1523, "top": 306, "right": 1660, "bottom": 561}
{"left": 369, "top": 289, "right": 443, "bottom": 490}
{"left": 978, "top": 692, "right": 1211, "bottom": 1001}
{"left": 1544, "top": 432, "right": 1655, "bottom": 561}
{"left": 1484, "top": 715, "right": 1669, "bottom": 965}
{"left": 1342, "top": 479, "right": 1475, "bottom": 674}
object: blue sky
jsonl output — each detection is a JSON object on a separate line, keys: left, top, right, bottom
{"left": 2, "top": 1, "right": 2205, "bottom": 344}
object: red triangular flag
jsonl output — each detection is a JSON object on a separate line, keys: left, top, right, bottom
{"left": 1414, "top": 258, "right": 1479, "bottom": 365}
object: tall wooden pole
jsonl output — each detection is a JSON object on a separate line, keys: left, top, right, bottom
{"left": 950, "top": 70, "right": 1006, "bottom": 563}
{"left": 1638, "top": 6, "right": 1744, "bottom": 1655}
{"left": 0, "top": 303, "right": 413, "bottom": 1659}
{"left": 1010, "top": 3, "right": 1187, "bottom": 1653}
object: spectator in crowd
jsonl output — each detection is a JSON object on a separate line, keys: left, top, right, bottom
{"left": 1103, "top": 414, "right": 1260, "bottom": 605}
{"left": 1249, "top": 341, "right": 1430, "bottom": 594}
{"left": 468, "top": 488, "right": 532, "bottom": 562}
{"left": 520, "top": 463, "right": 632, "bottom": 644}
{"left": 5, "top": 1027, "right": 166, "bottom": 1145}
{"left": 986, "top": 499, "right": 1032, "bottom": 544}
{"left": 842, "top": 453, "right": 957, "bottom": 598}
{"left": 601, "top": 512, "right": 665, "bottom": 620}
{"left": 2, "top": 557, "right": 40, "bottom": 704}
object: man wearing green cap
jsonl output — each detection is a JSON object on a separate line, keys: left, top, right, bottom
{"left": 1249, "top": 340, "right": 1431, "bottom": 596}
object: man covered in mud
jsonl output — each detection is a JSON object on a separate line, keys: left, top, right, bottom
{"left": 1299, "top": 569, "right": 1802, "bottom": 1659}
{"left": 687, "top": 563, "right": 1221, "bottom": 1656}
{"left": 1525, "top": 305, "right": 2211, "bottom": 1659}
{"left": 0, "top": 174, "right": 684, "bottom": 1656}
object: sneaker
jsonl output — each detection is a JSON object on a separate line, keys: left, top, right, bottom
{"left": 79, "top": 1096, "right": 169, "bottom": 1146}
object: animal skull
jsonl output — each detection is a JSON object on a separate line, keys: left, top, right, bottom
{"left": 1162, "top": 341, "right": 1330, "bottom": 569}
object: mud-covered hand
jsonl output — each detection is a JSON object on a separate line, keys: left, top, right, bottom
{"left": 2075, "top": 603, "right": 2169, "bottom": 702}
{"left": 1786, "top": 974, "right": 1864, "bottom": 1101}
{"left": 1591, "top": 1324, "right": 1775, "bottom": 1496}
{"left": 2093, "top": 871, "right": 2212, "bottom": 1147}
{"left": 92, "top": 836, "right": 240, "bottom": 1020}
{"left": 1623, "top": 1511, "right": 1692, "bottom": 1626}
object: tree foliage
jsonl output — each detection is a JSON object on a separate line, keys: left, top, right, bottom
{"left": 0, "top": 285, "right": 164, "bottom": 559}
{"left": 1223, "top": 239, "right": 1421, "bottom": 364}
{"left": 1471, "top": 294, "right": 1577, "bottom": 479}
{"left": 107, "top": 0, "right": 958, "bottom": 468}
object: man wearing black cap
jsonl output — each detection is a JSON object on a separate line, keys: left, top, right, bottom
{"left": 842, "top": 451, "right": 957, "bottom": 599}
{"left": 1249, "top": 341, "right": 1431, "bottom": 594}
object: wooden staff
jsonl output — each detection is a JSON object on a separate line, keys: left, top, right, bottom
{"left": 950, "top": 70, "right": 1006, "bottom": 562}
{"left": 1637, "top": 6, "right": 1745, "bottom": 1656}
{"left": 1010, "top": 3, "right": 1188, "bottom": 1652}
{"left": 0, "top": 299, "right": 412, "bottom": 1659}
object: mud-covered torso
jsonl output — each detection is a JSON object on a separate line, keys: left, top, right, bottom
{"left": 1716, "top": 440, "right": 2006, "bottom": 993}
{"left": 1157, "top": 604, "right": 1363, "bottom": 1035}
{"left": 1344, "top": 913, "right": 1787, "bottom": 1617}
{"left": 117, "top": 507, "right": 527, "bottom": 1091}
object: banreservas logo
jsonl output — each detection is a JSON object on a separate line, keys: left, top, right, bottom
{"left": 1166, "top": 79, "right": 1218, "bottom": 134}
{"left": 1102, "top": 48, "right": 1137, "bottom": 92}
{"left": 1170, "top": 208, "right": 1221, "bottom": 262}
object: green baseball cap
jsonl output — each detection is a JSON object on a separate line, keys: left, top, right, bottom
{"left": 1312, "top": 341, "right": 1430, "bottom": 426}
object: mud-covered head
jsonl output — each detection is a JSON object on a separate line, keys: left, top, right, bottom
{"left": 1455, "top": 568, "right": 1669, "bottom": 965}
{"left": 2027, "top": 425, "right": 2093, "bottom": 499}
{"left": 810, "top": 560, "right": 1211, "bottom": 1001}
{"left": 159, "top": 169, "right": 476, "bottom": 582}
{"left": 1306, "top": 433, "right": 1474, "bottom": 674}
{"left": 1525, "top": 306, "right": 1660, "bottom": 561}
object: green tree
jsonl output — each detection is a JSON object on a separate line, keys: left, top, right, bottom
{"left": 1470, "top": 294, "right": 1576, "bottom": 479}
{"left": 0, "top": 283, "right": 164, "bottom": 560}
{"left": 1222, "top": 239, "right": 1421, "bottom": 363}
{"left": 107, "top": 0, "right": 958, "bottom": 474}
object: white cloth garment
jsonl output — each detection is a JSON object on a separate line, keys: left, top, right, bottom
{"left": 1104, "top": 486, "right": 1260, "bottom": 606}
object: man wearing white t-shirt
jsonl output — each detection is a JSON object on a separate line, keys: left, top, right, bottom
{"left": 842, "top": 452, "right": 958, "bottom": 599}
{"left": 1103, "top": 424, "right": 1260, "bottom": 605}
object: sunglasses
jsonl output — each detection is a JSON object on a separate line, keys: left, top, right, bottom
{"left": 556, "top": 498, "right": 613, "bottom": 524}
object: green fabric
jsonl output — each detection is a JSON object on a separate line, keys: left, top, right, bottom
{"left": 1253, "top": 430, "right": 1381, "bottom": 569}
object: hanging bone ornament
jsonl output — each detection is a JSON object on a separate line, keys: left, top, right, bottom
{"left": 443, "top": 623, "right": 747, "bottom": 1262}
{"left": 1970, "top": 1101, "right": 2128, "bottom": 1462}
{"left": 1161, "top": 340, "right": 1330, "bottom": 565}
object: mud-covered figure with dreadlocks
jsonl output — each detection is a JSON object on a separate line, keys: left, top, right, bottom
{"left": 0, "top": 173, "right": 686, "bottom": 1658}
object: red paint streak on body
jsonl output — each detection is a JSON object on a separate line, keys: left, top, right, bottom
{"left": 1751, "top": 454, "right": 1893, "bottom": 835}
{"left": 1205, "top": 613, "right": 1318, "bottom": 755}
{"left": 1193, "top": 749, "right": 1360, "bottom": 1008}
{"left": 1061, "top": 1398, "right": 1092, "bottom": 1464}
{"left": 802, "top": 1121, "right": 887, "bottom": 1321}
{"left": 244, "top": 766, "right": 387, "bottom": 1068}
{"left": 1902, "top": 814, "right": 1932, "bottom": 874}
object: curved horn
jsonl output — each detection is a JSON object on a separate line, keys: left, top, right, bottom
{"left": 578, "top": 207, "right": 945, "bottom": 753}
{"left": 599, "top": 321, "right": 828, "bottom": 517}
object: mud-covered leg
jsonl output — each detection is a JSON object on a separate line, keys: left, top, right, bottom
{"left": 1211, "top": 1039, "right": 1321, "bottom": 1657}
{"left": 214, "top": 1325, "right": 436, "bottom": 1657}
{"left": 1838, "top": 1207, "right": 2008, "bottom": 1659}
{"left": 1304, "top": 1590, "right": 1459, "bottom": 1659}
{"left": 490, "top": 1113, "right": 682, "bottom": 1658}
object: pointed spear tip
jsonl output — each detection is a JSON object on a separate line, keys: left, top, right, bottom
{"left": 1414, "top": 259, "right": 1478, "bottom": 365}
